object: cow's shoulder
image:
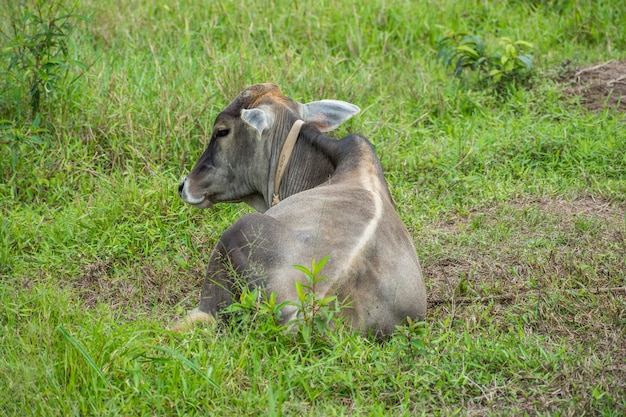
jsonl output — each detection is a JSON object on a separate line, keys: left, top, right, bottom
{"left": 220, "top": 213, "right": 283, "bottom": 249}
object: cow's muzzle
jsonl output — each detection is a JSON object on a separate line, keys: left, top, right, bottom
{"left": 178, "top": 177, "right": 214, "bottom": 208}
{"left": 178, "top": 177, "right": 186, "bottom": 197}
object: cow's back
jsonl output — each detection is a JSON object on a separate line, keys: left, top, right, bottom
{"left": 261, "top": 144, "right": 426, "bottom": 335}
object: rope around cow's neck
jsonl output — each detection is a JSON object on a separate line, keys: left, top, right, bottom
{"left": 272, "top": 119, "right": 305, "bottom": 206}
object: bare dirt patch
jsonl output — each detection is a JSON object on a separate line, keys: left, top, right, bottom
{"left": 73, "top": 258, "right": 203, "bottom": 321}
{"left": 562, "top": 59, "right": 626, "bottom": 111}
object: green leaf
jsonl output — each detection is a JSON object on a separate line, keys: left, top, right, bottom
{"left": 319, "top": 295, "right": 337, "bottom": 306}
{"left": 265, "top": 292, "right": 276, "bottom": 309}
{"left": 31, "top": 114, "right": 41, "bottom": 128}
{"left": 489, "top": 69, "right": 502, "bottom": 82}
{"left": 57, "top": 325, "right": 111, "bottom": 388}
{"left": 70, "top": 59, "right": 88, "bottom": 71}
{"left": 517, "top": 54, "right": 534, "bottom": 70}
{"left": 312, "top": 254, "right": 330, "bottom": 276}
{"left": 292, "top": 264, "right": 313, "bottom": 280}
{"left": 224, "top": 304, "right": 244, "bottom": 313}
{"left": 295, "top": 280, "right": 306, "bottom": 302}
{"left": 27, "top": 135, "right": 43, "bottom": 144}
{"left": 455, "top": 45, "right": 479, "bottom": 58}
{"left": 514, "top": 40, "right": 534, "bottom": 49}
{"left": 505, "top": 44, "right": 517, "bottom": 58}
{"left": 146, "top": 345, "right": 219, "bottom": 389}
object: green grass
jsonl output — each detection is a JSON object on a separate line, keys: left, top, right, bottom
{"left": 1, "top": 0, "right": 625, "bottom": 415}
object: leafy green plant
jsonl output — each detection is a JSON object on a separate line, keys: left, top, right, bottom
{"left": 392, "top": 318, "right": 428, "bottom": 359}
{"left": 437, "top": 32, "right": 534, "bottom": 90}
{"left": 289, "top": 255, "right": 346, "bottom": 345}
{"left": 437, "top": 33, "right": 489, "bottom": 78}
{"left": 221, "top": 256, "right": 347, "bottom": 346}
{"left": 0, "top": 0, "right": 87, "bottom": 169}
{"left": 490, "top": 37, "right": 534, "bottom": 83}
{"left": 1, "top": 0, "right": 87, "bottom": 120}
{"left": 223, "top": 288, "right": 289, "bottom": 336}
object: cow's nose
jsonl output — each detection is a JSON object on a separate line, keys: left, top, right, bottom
{"left": 178, "top": 178, "right": 186, "bottom": 196}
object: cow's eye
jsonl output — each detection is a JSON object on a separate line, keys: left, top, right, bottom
{"left": 216, "top": 129, "right": 230, "bottom": 138}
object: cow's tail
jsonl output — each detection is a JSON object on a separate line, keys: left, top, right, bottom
{"left": 170, "top": 309, "right": 214, "bottom": 333}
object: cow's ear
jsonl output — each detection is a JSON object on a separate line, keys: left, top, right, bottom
{"left": 301, "top": 100, "right": 360, "bottom": 132}
{"left": 241, "top": 107, "right": 275, "bottom": 139}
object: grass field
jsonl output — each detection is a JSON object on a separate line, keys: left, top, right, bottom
{"left": 1, "top": 0, "right": 625, "bottom": 415}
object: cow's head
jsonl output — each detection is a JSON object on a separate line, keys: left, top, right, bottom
{"left": 178, "top": 84, "right": 360, "bottom": 211}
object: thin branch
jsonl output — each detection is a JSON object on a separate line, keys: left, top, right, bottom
{"left": 607, "top": 74, "right": 626, "bottom": 86}
{"left": 574, "top": 60, "right": 615, "bottom": 78}
{"left": 429, "top": 286, "right": 626, "bottom": 306}
{"left": 454, "top": 135, "right": 475, "bottom": 169}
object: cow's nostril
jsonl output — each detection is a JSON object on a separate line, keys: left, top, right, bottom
{"left": 178, "top": 178, "right": 186, "bottom": 196}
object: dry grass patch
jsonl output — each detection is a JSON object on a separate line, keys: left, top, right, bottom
{"left": 422, "top": 195, "right": 625, "bottom": 415}
{"left": 562, "top": 59, "right": 626, "bottom": 112}
{"left": 423, "top": 195, "right": 625, "bottom": 301}
{"left": 73, "top": 258, "right": 203, "bottom": 320}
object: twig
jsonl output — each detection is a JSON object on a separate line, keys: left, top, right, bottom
{"left": 410, "top": 112, "right": 430, "bottom": 126}
{"left": 607, "top": 74, "right": 626, "bottom": 86}
{"left": 428, "top": 286, "right": 626, "bottom": 306}
{"left": 429, "top": 293, "right": 517, "bottom": 306}
{"left": 454, "top": 135, "right": 475, "bottom": 169}
{"left": 574, "top": 60, "right": 614, "bottom": 78}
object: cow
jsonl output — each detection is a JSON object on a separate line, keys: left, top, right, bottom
{"left": 176, "top": 83, "right": 426, "bottom": 336}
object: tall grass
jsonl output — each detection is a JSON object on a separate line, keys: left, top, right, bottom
{"left": 1, "top": 0, "right": 625, "bottom": 415}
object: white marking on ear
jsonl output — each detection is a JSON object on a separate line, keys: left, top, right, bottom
{"left": 241, "top": 107, "right": 275, "bottom": 139}
{"left": 301, "top": 99, "right": 361, "bottom": 132}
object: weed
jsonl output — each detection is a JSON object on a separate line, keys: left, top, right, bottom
{"left": 1, "top": 0, "right": 87, "bottom": 119}
{"left": 392, "top": 318, "right": 428, "bottom": 359}
{"left": 437, "top": 31, "right": 534, "bottom": 92}
{"left": 0, "top": 0, "right": 87, "bottom": 168}
{"left": 223, "top": 288, "right": 289, "bottom": 337}
{"left": 289, "top": 255, "right": 346, "bottom": 345}
{"left": 57, "top": 324, "right": 110, "bottom": 388}
{"left": 223, "top": 256, "right": 347, "bottom": 347}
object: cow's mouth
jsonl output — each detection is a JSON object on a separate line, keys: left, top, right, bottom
{"left": 190, "top": 194, "right": 215, "bottom": 209}
{"left": 179, "top": 188, "right": 215, "bottom": 209}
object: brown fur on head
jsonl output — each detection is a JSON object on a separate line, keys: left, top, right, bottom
{"left": 221, "top": 83, "right": 299, "bottom": 117}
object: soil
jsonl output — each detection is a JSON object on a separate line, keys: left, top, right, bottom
{"left": 424, "top": 195, "right": 625, "bottom": 303}
{"left": 561, "top": 59, "right": 626, "bottom": 111}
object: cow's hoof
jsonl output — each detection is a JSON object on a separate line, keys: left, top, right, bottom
{"left": 169, "top": 309, "right": 215, "bottom": 333}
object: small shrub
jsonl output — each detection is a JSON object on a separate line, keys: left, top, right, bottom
{"left": 392, "top": 318, "right": 428, "bottom": 359}
{"left": 223, "top": 288, "right": 289, "bottom": 337}
{"left": 289, "top": 255, "right": 346, "bottom": 345}
{"left": 0, "top": 0, "right": 87, "bottom": 164}
{"left": 223, "top": 255, "right": 348, "bottom": 346}
{"left": 1, "top": 0, "right": 87, "bottom": 119}
{"left": 437, "top": 32, "right": 534, "bottom": 91}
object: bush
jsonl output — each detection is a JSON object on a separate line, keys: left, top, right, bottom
{"left": 437, "top": 32, "right": 534, "bottom": 92}
{"left": 223, "top": 255, "right": 348, "bottom": 348}
{"left": 0, "top": 0, "right": 87, "bottom": 158}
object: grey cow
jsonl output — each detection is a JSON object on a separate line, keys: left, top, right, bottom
{"left": 176, "top": 84, "right": 426, "bottom": 336}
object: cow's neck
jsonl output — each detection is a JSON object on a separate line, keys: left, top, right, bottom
{"left": 268, "top": 123, "right": 337, "bottom": 207}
